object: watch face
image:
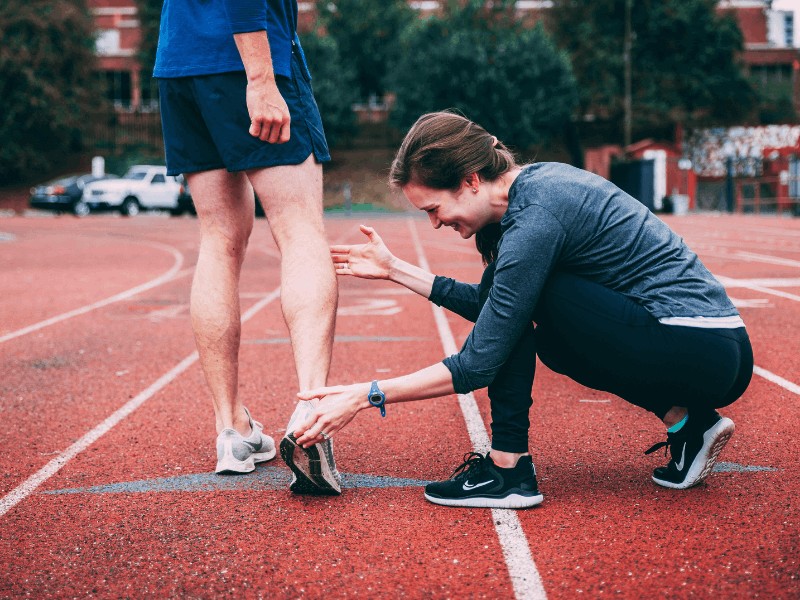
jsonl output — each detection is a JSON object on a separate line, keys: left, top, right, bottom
{"left": 369, "top": 393, "right": 384, "bottom": 405}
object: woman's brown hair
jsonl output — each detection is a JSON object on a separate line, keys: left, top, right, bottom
{"left": 389, "top": 111, "right": 517, "bottom": 264}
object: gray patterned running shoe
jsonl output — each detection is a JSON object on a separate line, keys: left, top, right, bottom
{"left": 215, "top": 408, "right": 276, "bottom": 474}
{"left": 280, "top": 400, "right": 342, "bottom": 495}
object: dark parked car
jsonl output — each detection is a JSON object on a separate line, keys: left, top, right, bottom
{"left": 29, "top": 174, "right": 118, "bottom": 216}
{"left": 176, "top": 183, "right": 266, "bottom": 217}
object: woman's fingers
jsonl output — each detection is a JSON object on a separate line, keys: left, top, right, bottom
{"left": 294, "top": 384, "right": 364, "bottom": 446}
{"left": 297, "top": 386, "right": 339, "bottom": 400}
{"left": 330, "top": 248, "right": 354, "bottom": 272}
{"left": 294, "top": 406, "right": 339, "bottom": 447}
{"left": 360, "top": 224, "right": 384, "bottom": 244}
{"left": 296, "top": 418, "right": 329, "bottom": 447}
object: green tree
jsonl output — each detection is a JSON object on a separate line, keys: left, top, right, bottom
{"left": 315, "top": 0, "right": 414, "bottom": 101}
{"left": 753, "top": 76, "right": 798, "bottom": 124}
{"left": 299, "top": 30, "right": 360, "bottom": 146}
{"left": 0, "top": 0, "right": 102, "bottom": 183}
{"left": 387, "top": 0, "right": 578, "bottom": 149}
{"left": 550, "top": 0, "right": 756, "bottom": 136}
{"left": 136, "top": 0, "right": 161, "bottom": 76}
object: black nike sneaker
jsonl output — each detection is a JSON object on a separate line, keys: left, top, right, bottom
{"left": 645, "top": 411, "right": 735, "bottom": 490}
{"left": 424, "top": 452, "right": 544, "bottom": 509}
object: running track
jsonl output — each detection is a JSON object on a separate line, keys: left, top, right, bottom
{"left": 0, "top": 213, "right": 797, "bottom": 598}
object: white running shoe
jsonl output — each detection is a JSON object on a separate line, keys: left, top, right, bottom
{"left": 215, "top": 408, "right": 276, "bottom": 474}
{"left": 280, "top": 400, "right": 342, "bottom": 495}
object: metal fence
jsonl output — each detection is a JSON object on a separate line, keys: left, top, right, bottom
{"left": 85, "top": 110, "right": 164, "bottom": 155}
{"left": 697, "top": 174, "right": 800, "bottom": 215}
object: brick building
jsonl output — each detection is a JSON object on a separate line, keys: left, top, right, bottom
{"left": 89, "top": 0, "right": 146, "bottom": 111}
{"left": 718, "top": 0, "right": 800, "bottom": 112}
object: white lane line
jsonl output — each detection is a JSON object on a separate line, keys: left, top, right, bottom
{"left": 716, "top": 276, "right": 800, "bottom": 304}
{"left": 717, "top": 277, "right": 800, "bottom": 288}
{"left": 734, "top": 285, "right": 800, "bottom": 303}
{"left": 735, "top": 251, "right": 800, "bottom": 268}
{"left": 408, "top": 219, "right": 547, "bottom": 600}
{"left": 753, "top": 366, "right": 800, "bottom": 396}
{"left": 0, "top": 287, "right": 281, "bottom": 518}
{"left": 0, "top": 240, "right": 186, "bottom": 344}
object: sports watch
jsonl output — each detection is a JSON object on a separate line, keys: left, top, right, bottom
{"left": 368, "top": 380, "right": 386, "bottom": 417}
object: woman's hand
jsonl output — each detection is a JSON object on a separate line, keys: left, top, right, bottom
{"left": 293, "top": 383, "right": 371, "bottom": 447}
{"left": 330, "top": 225, "right": 396, "bottom": 280}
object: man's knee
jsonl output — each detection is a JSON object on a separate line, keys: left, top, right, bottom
{"left": 198, "top": 216, "right": 253, "bottom": 261}
{"left": 249, "top": 158, "right": 324, "bottom": 238}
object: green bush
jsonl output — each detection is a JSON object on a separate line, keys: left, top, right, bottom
{"left": 0, "top": 0, "right": 101, "bottom": 183}
{"left": 315, "top": 0, "right": 414, "bottom": 102}
{"left": 387, "top": 0, "right": 578, "bottom": 149}
{"left": 299, "top": 31, "right": 360, "bottom": 147}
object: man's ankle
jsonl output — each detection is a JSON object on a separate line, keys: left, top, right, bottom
{"left": 223, "top": 407, "right": 252, "bottom": 437}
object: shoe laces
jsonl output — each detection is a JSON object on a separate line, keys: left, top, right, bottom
{"left": 450, "top": 452, "right": 490, "bottom": 481}
{"left": 644, "top": 431, "right": 680, "bottom": 458}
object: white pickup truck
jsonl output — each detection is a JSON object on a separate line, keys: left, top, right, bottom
{"left": 83, "top": 165, "right": 186, "bottom": 216}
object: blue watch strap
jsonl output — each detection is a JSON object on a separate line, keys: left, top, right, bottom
{"left": 368, "top": 380, "right": 386, "bottom": 418}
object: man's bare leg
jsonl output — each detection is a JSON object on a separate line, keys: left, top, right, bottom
{"left": 248, "top": 155, "right": 337, "bottom": 391}
{"left": 249, "top": 155, "right": 340, "bottom": 494}
{"left": 186, "top": 169, "right": 255, "bottom": 436}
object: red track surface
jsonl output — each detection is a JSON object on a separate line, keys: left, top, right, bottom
{"left": 0, "top": 213, "right": 797, "bottom": 598}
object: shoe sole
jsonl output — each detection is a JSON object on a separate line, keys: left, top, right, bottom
{"left": 423, "top": 491, "right": 544, "bottom": 509}
{"left": 652, "top": 417, "right": 735, "bottom": 490}
{"left": 280, "top": 434, "right": 341, "bottom": 495}
{"left": 215, "top": 443, "right": 275, "bottom": 475}
{"left": 252, "top": 446, "right": 277, "bottom": 463}
{"left": 215, "top": 454, "right": 255, "bottom": 475}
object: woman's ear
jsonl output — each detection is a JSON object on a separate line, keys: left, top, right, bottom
{"left": 465, "top": 173, "right": 480, "bottom": 193}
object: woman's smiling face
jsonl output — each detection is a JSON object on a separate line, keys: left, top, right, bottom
{"left": 402, "top": 180, "right": 491, "bottom": 239}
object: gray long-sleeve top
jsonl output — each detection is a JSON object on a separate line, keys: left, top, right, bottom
{"left": 431, "top": 162, "right": 739, "bottom": 394}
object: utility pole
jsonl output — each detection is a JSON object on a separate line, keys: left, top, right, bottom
{"left": 623, "top": 0, "right": 632, "bottom": 153}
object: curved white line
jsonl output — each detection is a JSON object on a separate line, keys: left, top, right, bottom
{"left": 0, "top": 240, "right": 185, "bottom": 344}
{"left": 408, "top": 219, "right": 548, "bottom": 600}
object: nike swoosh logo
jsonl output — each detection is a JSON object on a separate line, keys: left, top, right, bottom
{"left": 675, "top": 443, "right": 686, "bottom": 471}
{"left": 244, "top": 435, "right": 263, "bottom": 452}
{"left": 462, "top": 480, "right": 494, "bottom": 491}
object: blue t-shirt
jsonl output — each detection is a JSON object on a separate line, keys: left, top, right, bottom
{"left": 154, "top": 0, "right": 300, "bottom": 78}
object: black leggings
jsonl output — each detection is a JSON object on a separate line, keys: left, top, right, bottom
{"left": 478, "top": 265, "right": 754, "bottom": 453}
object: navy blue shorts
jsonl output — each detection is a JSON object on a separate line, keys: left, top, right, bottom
{"left": 157, "top": 50, "right": 330, "bottom": 176}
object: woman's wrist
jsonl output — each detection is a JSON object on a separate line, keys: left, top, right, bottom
{"left": 386, "top": 256, "right": 404, "bottom": 281}
{"left": 355, "top": 382, "right": 373, "bottom": 411}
